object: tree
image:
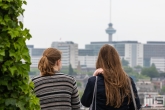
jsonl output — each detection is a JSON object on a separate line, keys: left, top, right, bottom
{"left": 141, "top": 64, "right": 159, "bottom": 78}
{"left": 121, "top": 58, "right": 129, "bottom": 67}
{"left": 0, "top": 0, "right": 40, "bottom": 109}
{"left": 134, "top": 65, "right": 142, "bottom": 69}
{"left": 160, "top": 86, "right": 165, "bottom": 95}
{"left": 123, "top": 66, "right": 133, "bottom": 73}
{"left": 159, "top": 72, "right": 165, "bottom": 77}
{"left": 69, "top": 64, "right": 74, "bottom": 75}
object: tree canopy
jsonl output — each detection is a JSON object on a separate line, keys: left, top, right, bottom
{"left": 141, "top": 63, "right": 159, "bottom": 78}
{"left": 121, "top": 58, "right": 129, "bottom": 67}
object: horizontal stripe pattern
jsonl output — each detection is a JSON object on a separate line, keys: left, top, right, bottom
{"left": 32, "top": 73, "right": 80, "bottom": 110}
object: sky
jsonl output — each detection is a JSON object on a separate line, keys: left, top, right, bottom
{"left": 24, "top": 0, "right": 165, "bottom": 49}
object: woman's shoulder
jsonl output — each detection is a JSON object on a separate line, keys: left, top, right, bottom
{"left": 31, "top": 73, "right": 76, "bottom": 82}
{"left": 31, "top": 75, "right": 41, "bottom": 82}
{"left": 88, "top": 74, "right": 103, "bottom": 83}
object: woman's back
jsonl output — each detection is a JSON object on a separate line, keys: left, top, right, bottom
{"left": 81, "top": 74, "right": 141, "bottom": 110}
{"left": 32, "top": 73, "right": 80, "bottom": 110}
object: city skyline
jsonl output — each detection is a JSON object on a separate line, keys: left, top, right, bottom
{"left": 24, "top": 0, "right": 165, "bottom": 49}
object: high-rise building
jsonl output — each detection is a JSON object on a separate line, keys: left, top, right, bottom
{"left": 124, "top": 43, "right": 144, "bottom": 67}
{"left": 51, "top": 41, "right": 78, "bottom": 68}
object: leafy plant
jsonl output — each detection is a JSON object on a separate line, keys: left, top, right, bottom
{"left": 0, "top": 0, "right": 40, "bottom": 109}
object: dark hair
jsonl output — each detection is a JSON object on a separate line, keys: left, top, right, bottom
{"left": 96, "top": 44, "right": 131, "bottom": 108}
{"left": 38, "top": 48, "right": 61, "bottom": 76}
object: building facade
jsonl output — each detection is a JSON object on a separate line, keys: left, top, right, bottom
{"left": 27, "top": 41, "right": 165, "bottom": 71}
{"left": 124, "top": 43, "right": 144, "bottom": 67}
{"left": 79, "top": 41, "right": 143, "bottom": 68}
{"left": 143, "top": 41, "right": 165, "bottom": 70}
{"left": 51, "top": 41, "right": 78, "bottom": 68}
{"left": 27, "top": 45, "right": 45, "bottom": 68}
{"left": 150, "top": 57, "right": 165, "bottom": 72}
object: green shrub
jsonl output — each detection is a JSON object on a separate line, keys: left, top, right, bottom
{"left": 0, "top": 0, "right": 40, "bottom": 109}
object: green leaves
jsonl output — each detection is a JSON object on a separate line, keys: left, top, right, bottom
{"left": 16, "top": 101, "right": 25, "bottom": 110}
{"left": 9, "top": 66, "right": 17, "bottom": 76}
{"left": 0, "top": 49, "right": 5, "bottom": 56}
{"left": 4, "top": 15, "right": 10, "bottom": 22}
{"left": 19, "top": 21, "right": 23, "bottom": 29}
{"left": 5, "top": 98, "right": 16, "bottom": 106}
{"left": 8, "top": 28, "right": 20, "bottom": 39}
{"left": 0, "top": 17, "right": 5, "bottom": 25}
{"left": 23, "top": 1, "right": 27, "bottom": 5}
{"left": 0, "top": 0, "right": 40, "bottom": 109}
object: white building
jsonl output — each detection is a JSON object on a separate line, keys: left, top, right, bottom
{"left": 78, "top": 56, "right": 97, "bottom": 68}
{"left": 124, "top": 43, "right": 144, "bottom": 67}
{"left": 150, "top": 57, "right": 165, "bottom": 72}
{"left": 51, "top": 41, "right": 78, "bottom": 68}
{"left": 78, "top": 42, "right": 144, "bottom": 68}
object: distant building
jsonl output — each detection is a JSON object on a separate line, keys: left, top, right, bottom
{"left": 143, "top": 41, "right": 165, "bottom": 69}
{"left": 30, "top": 48, "right": 45, "bottom": 68}
{"left": 151, "top": 57, "right": 165, "bottom": 72}
{"left": 27, "top": 45, "right": 45, "bottom": 68}
{"left": 27, "top": 41, "right": 165, "bottom": 71}
{"left": 51, "top": 41, "right": 78, "bottom": 68}
{"left": 78, "top": 49, "right": 97, "bottom": 68}
{"left": 124, "top": 43, "right": 144, "bottom": 67}
{"left": 79, "top": 41, "right": 143, "bottom": 68}
{"left": 136, "top": 79, "right": 159, "bottom": 106}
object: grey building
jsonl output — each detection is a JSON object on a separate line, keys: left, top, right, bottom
{"left": 79, "top": 41, "right": 142, "bottom": 68}
{"left": 27, "top": 45, "right": 45, "bottom": 68}
{"left": 51, "top": 41, "right": 78, "bottom": 68}
{"left": 144, "top": 41, "right": 165, "bottom": 67}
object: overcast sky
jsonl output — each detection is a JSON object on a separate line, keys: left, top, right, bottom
{"left": 24, "top": 0, "right": 165, "bottom": 49}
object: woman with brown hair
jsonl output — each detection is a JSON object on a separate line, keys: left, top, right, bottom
{"left": 32, "top": 48, "right": 80, "bottom": 110}
{"left": 81, "top": 44, "right": 141, "bottom": 110}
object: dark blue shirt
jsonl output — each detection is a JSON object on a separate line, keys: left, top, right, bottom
{"left": 81, "top": 74, "right": 141, "bottom": 110}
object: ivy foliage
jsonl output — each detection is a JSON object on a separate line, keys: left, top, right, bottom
{"left": 0, "top": 0, "right": 40, "bottom": 110}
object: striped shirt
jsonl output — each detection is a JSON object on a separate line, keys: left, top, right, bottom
{"left": 32, "top": 73, "right": 80, "bottom": 110}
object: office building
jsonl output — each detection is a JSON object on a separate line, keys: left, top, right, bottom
{"left": 150, "top": 57, "right": 165, "bottom": 72}
{"left": 144, "top": 41, "right": 165, "bottom": 68}
{"left": 79, "top": 41, "right": 143, "bottom": 68}
{"left": 51, "top": 41, "right": 78, "bottom": 68}
{"left": 27, "top": 45, "right": 45, "bottom": 68}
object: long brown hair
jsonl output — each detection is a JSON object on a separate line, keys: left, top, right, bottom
{"left": 38, "top": 48, "right": 61, "bottom": 76}
{"left": 96, "top": 44, "right": 131, "bottom": 108}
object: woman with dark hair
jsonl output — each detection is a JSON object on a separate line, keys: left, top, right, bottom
{"left": 81, "top": 44, "right": 141, "bottom": 110}
{"left": 32, "top": 48, "right": 80, "bottom": 110}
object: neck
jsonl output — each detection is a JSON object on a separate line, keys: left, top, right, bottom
{"left": 53, "top": 66, "right": 59, "bottom": 72}
{"left": 54, "top": 70, "right": 59, "bottom": 73}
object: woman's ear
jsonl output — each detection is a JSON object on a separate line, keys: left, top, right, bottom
{"left": 56, "top": 59, "right": 60, "bottom": 66}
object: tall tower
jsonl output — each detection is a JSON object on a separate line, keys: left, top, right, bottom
{"left": 105, "top": 0, "right": 116, "bottom": 42}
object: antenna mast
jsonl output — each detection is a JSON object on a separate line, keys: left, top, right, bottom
{"left": 110, "top": 0, "right": 112, "bottom": 23}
